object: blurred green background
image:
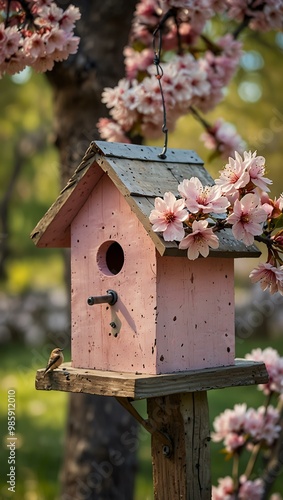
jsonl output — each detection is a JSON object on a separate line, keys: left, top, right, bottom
{"left": 1, "top": 29, "right": 283, "bottom": 499}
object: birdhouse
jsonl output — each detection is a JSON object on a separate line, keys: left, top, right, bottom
{"left": 31, "top": 141, "right": 260, "bottom": 375}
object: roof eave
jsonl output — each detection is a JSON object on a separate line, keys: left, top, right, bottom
{"left": 31, "top": 149, "right": 101, "bottom": 248}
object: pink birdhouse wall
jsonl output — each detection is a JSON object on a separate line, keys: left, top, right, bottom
{"left": 71, "top": 174, "right": 158, "bottom": 373}
{"left": 71, "top": 174, "right": 234, "bottom": 374}
{"left": 31, "top": 141, "right": 260, "bottom": 375}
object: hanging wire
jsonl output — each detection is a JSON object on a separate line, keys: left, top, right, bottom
{"left": 153, "top": 20, "right": 169, "bottom": 160}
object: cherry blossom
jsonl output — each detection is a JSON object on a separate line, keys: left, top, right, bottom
{"left": 201, "top": 120, "right": 246, "bottom": 159}
{"left": 97, "top": 118, "right": 131, "bottom": 144}
{"left": 238, "top": 478, "right": 264, "bottom": 500}
{"left": 212, "top": 476, "right": 234, "bottom": 500}
{"left": 272, "top": 230, "right": 283, "bottom": 248}
{"left": 0, "top": 24, "right": 21, "bottom": 60}
{"left": 178, "top": 219, "right": 219, "bottom": 260}
{"left": 162, "top": 0, "right": 214, "bottom": 33}
{"left": 245, "top": 406, "right": 281, "bottom": 446}
{"left": 212, "top": 403, "right": 248, "bottom": 451}
{"left": 227, "top": 0, "right": 283, "bottom": 32}
{"left": 226, "top": 193, "right": 267, "bottom": 246}
{"left": 212, "top": 476, "right": 264, "bottom": 500}
{"left": 98, "top": 4, "right": 247, "bottom": 150}
{"left": 260, "top": 192, "right": 277, "bottom": 218}
{"left": 215, "top": 151, "right": 250, "bottom": 195}
{"left": 124, "top": 46, "right": 154, "bottom": 79}
{"left": 97, "top": 0, "right": 283, "bottom": 156}
{"left": 246, "top": 348, "right": 283, "bottom": 396}
{"left": 149, "top": 150, "right": 283, "bottom": 282}
{"left": 102, "top": 79, "right": 134, "bottom": 109}
{"left": 0, "top": 1, "right": 80, "bottom": 77}
{"left": 178, "top": 177, "right": 229, "bottom": 214}
{"left": 243, "top": 151, "right": 272, "bottom": 191}
{"left": 212, "top": 402, "right": 281, "bottom": 455}
{"left": 260, "top": 192, "right": 283, "bottom": 219}
{"left": 149, "top": 192, "right": 188, "bottom": 241}
{"left": 249, "top": 263, "right": 283, "bottom": 295}
{"left": 197, "top": 35, "right": 243, "bottom": 113}
{"left": 101, "top": 54, "right": 213, "bottom": 139}
{"left": 134, "top": 0, "right": 160, "bottom": 25}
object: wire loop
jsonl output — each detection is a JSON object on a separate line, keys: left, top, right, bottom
{"left": 153, "top": 21, "right": 168, "bottom": 160}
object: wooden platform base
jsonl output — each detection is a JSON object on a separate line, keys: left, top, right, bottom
{"left": 35, "top": 359, "right": 268, "bottom": 400}
{"left": 35, "top": 359, "right": 268, "bottom": 499}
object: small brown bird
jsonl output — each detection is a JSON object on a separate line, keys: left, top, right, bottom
{"left": 44, "top": 348, "right": 64, "bottom": 376}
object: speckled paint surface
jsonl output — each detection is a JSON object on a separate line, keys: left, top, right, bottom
{"left": 71, "top": 174, "right": 235, "bottom": 374}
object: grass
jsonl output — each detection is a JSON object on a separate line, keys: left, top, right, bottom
{"left": 0, "top": 338, "right": 283, "bottom": 499}
{"left": 0, "top": 344, "right": 68, "bottom": 500}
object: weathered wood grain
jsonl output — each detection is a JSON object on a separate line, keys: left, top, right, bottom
{"left": 94, "top": 141, "right": 204, "bottom": 164}
{"left": 148, "top": 392, "right": 211, "bottom": 499}
{"left": 96, "top": 156, "right": 211, "bottom": 198}
{"left": 167, "top": 161, "right": 214, "bottom": 186}
{"left": 35, "top": 359, "right": 268, "bottom": 400}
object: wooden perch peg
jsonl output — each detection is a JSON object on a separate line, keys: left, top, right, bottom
{"left": 87, "top": 289, "right": 118, "bottom": 306}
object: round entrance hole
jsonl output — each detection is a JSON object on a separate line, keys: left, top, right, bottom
{"left": 97, "top": 241, "right": 124, "bottom": 276}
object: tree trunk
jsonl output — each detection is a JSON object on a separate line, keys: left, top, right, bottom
{"left": 47, "top": 2, "right": 139, "bottom": 498}
{"left": 48, "top": 0, "right": 138, "bottom": 185}
{"left": 60, "top": 394, "right": 139, "bottom": 500}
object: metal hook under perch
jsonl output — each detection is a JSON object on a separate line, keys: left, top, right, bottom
{"left": 87, "top": 290, "right": 118, "bottom": 306}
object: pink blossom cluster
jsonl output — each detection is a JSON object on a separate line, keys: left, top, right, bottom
{"left": 215, "top": 149, "right": 271, "bottom": 246}
{"left": 215, "top": 150, "right": 272, "bottom": 198}
{"left": 226, "top": 0, "right": 283, "bottom": 32}
{"left": 161, "top": 0, "right": 215, "bottom": 34}
{"left": 0, "top": 1, "right": 80, "bottom": 77}
{"left": 133, "top": 0, "right": 282, "bottom": 46}
{"left": 196, "top": 35, "right": 243, "bottom": 113}
{"left": 98, "top": 0, "right": 248, "bottom": 156}
{"left": 212, "top": 476, "right": 264, "bottom": 500}
{"left": 250, "top": 262, "right": 283, "bottom": 295}
{"left": 150, "top": 150, "right": 277, "bottom": 256}
{"left": 162, "top": 0, "right": 282, "bottom": 34}
{"left": 100, "top": 37, "right": 243, "bottom": 153}
{"left": 99, "top": 53, "right": 214, "bottom": 141}
{"left": 98, "top": 0, "right": 283, "bottom": 156}
{"left": 249, "top": 189, "right": 283, "bottom": 293}
{"left": 212, "top": 402, "right": 281, "bottom": 452}
{"left": 149, "top": 178, "right": 226, "bottom": 259}
{"left": 211, "top": 347, "right": 283, "bottom": 497}
{"left": 123, "top": 46, "right": 154, "bottom": 80}
{"left": 201, "top": 118, "right": 246, "bottom": 158}
{"left": 149, "top": 150, "right": 283, "bottom": 290}
{"left": 246, "top": 348, "right": 283, "bottom": 396}
{"left": 130, "top": 0, "right": 161, "bottom": 46}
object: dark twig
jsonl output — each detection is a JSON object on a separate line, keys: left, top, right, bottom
{"left": 4, "top": 0, "right": 11, "bottom": 28}
{"left": 4, "top": 0, "right": 34, "bottom": 29}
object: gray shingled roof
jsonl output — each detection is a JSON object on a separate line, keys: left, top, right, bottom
{"left": 31, "top": 141, "right": 260, "bottom": 258}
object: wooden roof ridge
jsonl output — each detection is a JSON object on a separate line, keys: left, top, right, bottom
{"left": 93, "top": 140, "right": 204, "bottom": 165}
{"left": 30, "top": 140, "right": 261, "bottom": 258}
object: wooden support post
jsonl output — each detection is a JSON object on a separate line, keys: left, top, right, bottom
{"left": 35, "top": 360, "right": 269, "bottom": 498}
{"left": 148, "top": 392, "right": 211, "bottom": 500}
